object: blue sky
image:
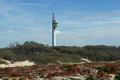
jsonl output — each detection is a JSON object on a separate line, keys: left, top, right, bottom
{"left": 0, "top": 0, "right": 120, "bottom": 47}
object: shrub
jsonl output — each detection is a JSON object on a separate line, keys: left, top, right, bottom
{"left": 115, "top": 73, "right": 120, "bottom": 80}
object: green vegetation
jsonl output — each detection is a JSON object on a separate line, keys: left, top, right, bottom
{"left": 0, "top": 41, "right": 120, "bottom": 64}
{"left": 115, "top": 73, "right": 120, "bottom": 80}
{"left": 54, "top": 45, "right": 120, "bottom": 61}
{"left": 97, "top": 67, "right": 115, "bottom": 73}
{"left": 86, "top": 75, "right": 95, "bottom": 80}
{"left": 70, "top": 78, "right": 81, "bottom": 80}
{"left": 86, "top": 75, "right": 99, "bottom": 80}
{"left": 0, "top": 41, "right": 82, "bottom": 64}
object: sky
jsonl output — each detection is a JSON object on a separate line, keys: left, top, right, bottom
{"left": 0, "top": 0, "right": 120, "bottom": 47}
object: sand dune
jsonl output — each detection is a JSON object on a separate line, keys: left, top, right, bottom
{"left": 0, "top": 59, "right": 35, "bottom": 68}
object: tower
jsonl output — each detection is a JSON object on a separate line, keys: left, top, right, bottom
{"left": 52, "top": 13, "right": 58, "bottom": 46}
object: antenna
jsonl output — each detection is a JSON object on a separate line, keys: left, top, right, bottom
{"left": 52, "top": 13, "right": 55, "bottom": 20}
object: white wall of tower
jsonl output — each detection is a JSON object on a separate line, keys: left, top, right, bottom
{"left": 52, "top": 27, "right": 56, "bottom": 46}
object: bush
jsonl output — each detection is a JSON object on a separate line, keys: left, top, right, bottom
{"left": 86, "top": 75, "right": 95, "bottom": 80}
{"left": 115, "top": 73, "right": 120, "bottom": 80}
{"left": 0, "top": 41, "right": 120, "bottom": 64}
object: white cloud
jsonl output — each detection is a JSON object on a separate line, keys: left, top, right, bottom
{"left": 56, "top": 30, "right": 61, "bottom": 34}
{"left": 26, "top": 27, "right": 46, "bottom": 30}
{"left": 19, "top": 3, "right": 50, "bottom": 6}
{"left": 93, "top": 21, "right": 120, "bottom": 25}
{"left": 61, "top": 20, "right": 78, "bottom": 25}
{"left": 20, "top": 3, "right": 43, "bottom": 6}
{"left": 8, "top": 30, "right": 13, "bottom": 33}
{"left": 75, "top": 24, "right": 82, "bottom": 28}
{"left": 50, "top": 29, "right": 61, "bottom": 34}
{"left": 83, "top": 16, "right": 103, "bottom": 20}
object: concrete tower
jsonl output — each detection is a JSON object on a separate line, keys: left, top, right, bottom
{"left": 52, "top": 13, "right": 58, "bottom": 46}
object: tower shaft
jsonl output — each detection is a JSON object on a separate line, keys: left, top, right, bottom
{"left": 52, "top": 27, "right": 56, "bottom": 46}
{"left": 52, "top": 13, "right": 58, "bottom": 47}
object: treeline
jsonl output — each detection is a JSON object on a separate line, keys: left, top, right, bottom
{"left": 0, "top": 41, "right": 120, "bottom": 64}
{"left": 54, "top": 45, "right": 120, "bottom": 61}
{"left": 0, "top": 41, "right": 82, "bottom": 64}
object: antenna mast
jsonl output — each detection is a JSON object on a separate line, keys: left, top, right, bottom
{"left": 53, "top": 13, "right": 55, "bottom": 20}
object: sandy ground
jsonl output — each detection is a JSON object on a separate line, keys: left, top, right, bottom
{"left": 0, "top": 58, "right": 91, "bottom": 68}
{"left": 55, "top": 58, "right": 92, "bottom": 65}
{"left": 81, "top": 58, "right": 92, "bottom": 63}
{"left": 0, "top": 59, "right": 35, "bottom": 68}
{"left": 109, "top": 74, "right": 115, "bottom": 80}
